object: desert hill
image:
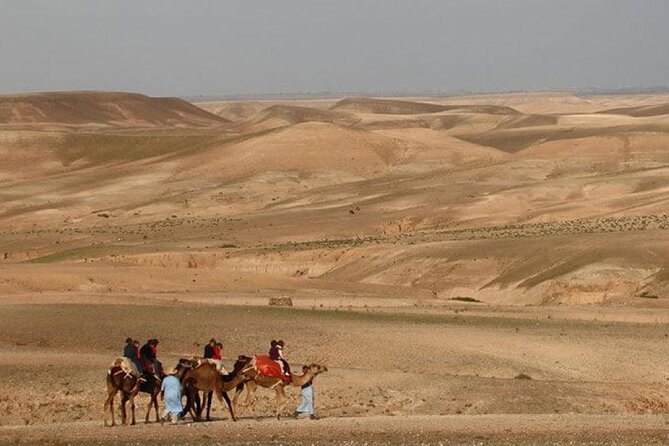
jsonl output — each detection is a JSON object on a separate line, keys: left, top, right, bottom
{"left": 0, "top": 91, "right": 228, "bottom": 128}
{"left": 331, "top": 97, "right": 520, "bottom": 116}
{"left": 0, "top": 91, "right": 668, "bottom": 307}
{"left": 597, "top": 102, "right": 669, "bottom": 117}
{"left": 238, "top": 104, "right": 359, "bottom": 131}
{"left": 331, "top": 97, "right": 449, "bottom": 114}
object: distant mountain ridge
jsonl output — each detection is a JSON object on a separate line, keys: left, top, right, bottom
{"left": 0, "top": 91, "right": 228, "bottom": 128}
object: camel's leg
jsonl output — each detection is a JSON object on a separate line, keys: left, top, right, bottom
{"left": 154, "top": 392, "right": 160, "bottom": 422}
{"left": 187, "top": 386, "right": 199, "bottom": 421}
{"left": 130, "top": 394, "right": 136, "bottom": 426}
{"left": 206, "top": 391, "right": 213, "bottom": 421}
{"left": 194, "top": 390, "right": 204, "bottom": 421}
{"left": 194, "top": 388, "right": 203, "bottom": 421}
{"left": 213, "top": 389, "right": 235, "bottom": 421}
{"left": 104, "top": 389, "right": 117, "bottom": 427}
{"left": 221, "top": 391, "right": 236, "bottom": 421}
{"left": 276, "top": 385, "right": 294, "bottom": 420}
{"left": 183, "top": 380, "right": 201, "bottom": 422}
{"left": 242, "top": 381, "right": 259, "bottom": 420}
{"left": 232, "top": 383, "right": 248, "bottom": 417}
{"left": 199, "top": 391, "right": 207, "bottom": 421}
{"left": 145, "top": 394, "right": 153, "bottom": 424}
{"left": 182, "top": 383, "right": 192, "bottom": 420}
{"left": 275, "top": 386, "right": 289, "bottom": 420}
{"left": 120, "top": 395, "right": 128, "bottom": 425}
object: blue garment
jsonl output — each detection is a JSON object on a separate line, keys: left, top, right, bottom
{"left": 123, "top": 344, "right": 136, "bottom": 359}
{"left": 161, "top": 376, "right": 183, "bottom": 415}
{"left": 296, "top": 382, "right": 314, "bottom": 414}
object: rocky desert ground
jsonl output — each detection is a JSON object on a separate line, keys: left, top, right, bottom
{"left": 0, "top": 91, "right": 668, "bottom": 445}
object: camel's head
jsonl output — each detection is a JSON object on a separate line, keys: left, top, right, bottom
{"left": 232, "top": 355, "right": 254, "bottom": 375}
{"left": 177, "top": 356, "right": 200, "bottom": 368}
{"left": 174, "top": 356, "right": 199, "bottom": 378}
{"left": 306, "top": 363, "right": 328, "bottom": 375}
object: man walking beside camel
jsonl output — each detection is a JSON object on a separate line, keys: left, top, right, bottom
{"left": 292, "top": 365, "right": 319, "bottom": 420}
{"left": 160, "top": 368, "right": 183, "bottom": 424}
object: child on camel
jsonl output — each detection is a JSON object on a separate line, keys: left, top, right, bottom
{"left": 276, "top": 340, "right": 291, "bottom": 377}
{"left": 269, "top": 339, "right": 289, "bottom": 377}
{"left": 213, "top": 342, "right": 228, "bottom": 374}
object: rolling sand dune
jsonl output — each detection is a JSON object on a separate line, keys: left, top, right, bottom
{"left": 1, "top": 91, "right": 668, "bottom": 444}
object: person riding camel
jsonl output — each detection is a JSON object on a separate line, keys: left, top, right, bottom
{"left": 123, "top": 337, "right": 134, "bottom": 358}
{"left": 203, "top": 338, "right": 216, "bottom": 360}
{"left": 140, "top": 338, "right": 162, "bottom": 379}
{"left": 202, "top": 338, "right": 226, "bottom": 373}
{"left": 152, "top": 339, "right": 163, "bottom": 376}
{"left": 270, "top": 340, "right": 291, "bottom": 377}
{"left": 123, "top": 337, "right": 143, "bottom": 376}
{"left": 213, "top": 342, "right": 228, "bottom": 373}
{"left": 269, "top": 340, "right": 279, "bottom": 359}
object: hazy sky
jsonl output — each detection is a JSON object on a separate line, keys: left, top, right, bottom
{"left": 1, "top": 0, "right": 668, "bottom": 97}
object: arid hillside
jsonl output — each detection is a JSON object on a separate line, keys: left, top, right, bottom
{"left": 1, "top": 91, "right": 669, "bottom": 306}
{"left": 0, "top": 91, "right": 227, "bottom": 128}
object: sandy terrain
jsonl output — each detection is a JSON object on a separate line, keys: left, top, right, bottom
{"left": 1, "top": 414, "right": 667, "bottom": 445}
{"left": 0, "top": 91, "right": 668, "bottom": 444}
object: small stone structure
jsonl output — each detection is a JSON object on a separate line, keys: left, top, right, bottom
{"left": 269, "top": 296, "right": 293, "bottom": 307}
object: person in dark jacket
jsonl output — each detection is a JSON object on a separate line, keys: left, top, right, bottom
{"left": 203, "top": 338, "right": 216, "bottom": 359}
{"left": 140, "top": 339, "right": 161, "bottom": 378}
{"left": 123, "top": 337, "right": 135, "bottom": 358}
{"left": 123, "top": 337, "right": 143, "bottom": 375}
{"left": 268, "top": 340, "right": 279, "bottom": 360}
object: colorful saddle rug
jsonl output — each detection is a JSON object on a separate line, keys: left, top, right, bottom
{"left": 254, "top": 355, "right": 291, "bottom": 382}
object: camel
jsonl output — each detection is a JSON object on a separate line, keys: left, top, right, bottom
{"left": 181, "top": 356, "right": 255, "bottom": 422}
{"left": 104, "top": 362, "right": 140, "bottom": 426}
{"left": 234, "top": 362, "right": 328, "bottom": 420}
{"left": 103, "top": 357, "right": 195, "bottom": 427}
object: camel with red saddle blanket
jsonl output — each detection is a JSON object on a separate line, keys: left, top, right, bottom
{"left": 233, "top": 355, "right": 328, "bottom": 420}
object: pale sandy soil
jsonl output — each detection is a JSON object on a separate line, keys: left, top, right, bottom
{"left": 0, "top": 301, "right": 667, "bottom": 441}
{"left": 1, "top": 414, "right": 668, "bottom": 445}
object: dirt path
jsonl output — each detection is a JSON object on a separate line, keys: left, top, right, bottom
{"left": 2, "top": 414, "right": 667, "bottom": 445}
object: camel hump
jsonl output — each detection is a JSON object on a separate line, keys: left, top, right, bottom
{"left": 110, "top": 357, "right": 140, "bottom": 377}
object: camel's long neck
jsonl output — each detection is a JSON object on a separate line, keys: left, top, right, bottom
{"left": 222, "top": 370, "right": 248, "bottom": 391}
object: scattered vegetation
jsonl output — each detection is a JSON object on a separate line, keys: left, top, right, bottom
{"left": 429, "top": 213, "right": 669, "bottom": 242}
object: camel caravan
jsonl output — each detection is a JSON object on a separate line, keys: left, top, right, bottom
{"left": 104, "top": 338, "right": 327, "bottom": 426}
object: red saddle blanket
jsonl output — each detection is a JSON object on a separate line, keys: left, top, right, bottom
{"left": 255, "top": 355, "right": 291, "bottom": 382}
